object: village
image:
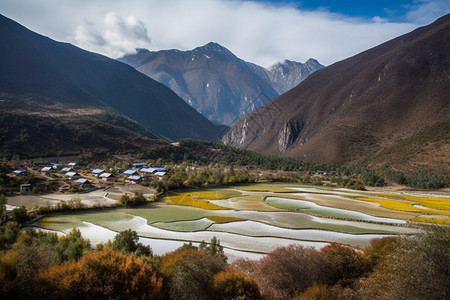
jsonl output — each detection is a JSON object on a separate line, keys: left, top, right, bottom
{"left": 3, "top": 159, "right": 169, "bottom": 210}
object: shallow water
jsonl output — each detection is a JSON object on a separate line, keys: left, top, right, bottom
{"left": 265, "top": 197, "right": 406, "bottom": 224}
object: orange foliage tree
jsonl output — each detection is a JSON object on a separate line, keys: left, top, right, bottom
{"left": 213, "top": 268, "right": 261, "bottom": 300}
{"left": 35, "top": 248, "right": 162, "bottom": 299}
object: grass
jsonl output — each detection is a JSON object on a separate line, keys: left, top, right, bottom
{"left": 151, "top": 218, "right": 214, "bottom": 232}
{"left": 124, "top": 205, "right": 207, "bottom": 223}
{"left": 206, "top": 216, "right": 245, "bottom": 223}
{"left": 38, "top": 216, "right": 87, "bottom": 231}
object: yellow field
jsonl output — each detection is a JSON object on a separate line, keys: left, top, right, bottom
{"left": 411, "top": 216, "right": 450, "bottom": 225}
{"left": 161, "top": 192, "right": 228, "bottom": 210}
{"left": 356, "top": 193, "right": 450, "bottom": 224}
{"left": 376, "top": 193, "right": 450, "bottom": 211}
{"left": 356, "top": 197, "right": 422, "bottom": 212}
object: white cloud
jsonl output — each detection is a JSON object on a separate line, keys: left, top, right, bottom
{"left": 72, "top": 12, "right": 151, "bottom": 58}
{"left": 372, "top": 16, "right": 389, "bottom": 23}
{"left": 405, "top": 0, "right": 450, "bottom": 24}
{"left": 1, "top": 0, "right": 448, "bottom": 66}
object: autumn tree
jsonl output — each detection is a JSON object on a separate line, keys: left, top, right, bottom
{"left": 35, "top": 248, "right": 162, "bottom": 299}
{"left": 360, "top": 226, "right": 450, "bottom": 299}
{"left": 213, "top": 269, "right": 261, "bottom": 300}
{"left": 320, "top": 243, "right": 367, "bottom": 286}
{"left": 361, "top": 236, "right": 399, "bottom": 270}
{"left": 170, "top": 250, "right": 226, "bottom": 300}
{"left": 254, "top": 245, "right": 327, "bottom": 300}
{"left": 158, "top": 244, "right": 202, "bottom": 298}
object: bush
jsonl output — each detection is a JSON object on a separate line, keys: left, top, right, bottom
{"left": 109, "top": 229, "right": 152, "bottom": 257}
{"left": 11, "top": 207, "right": 28, "bottom": 224}
{"left": 255, "top": 245, "right": 327, "bottom": 300}
{"left": 119, "top": 191, "right": 147, "bottom": 207}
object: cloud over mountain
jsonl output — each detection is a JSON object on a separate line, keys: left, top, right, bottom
{"left": 72, "top": 12, "right": 151, "bottom": 58}
{"left": 2, "top": 0, "right": 448, "bottom": 66}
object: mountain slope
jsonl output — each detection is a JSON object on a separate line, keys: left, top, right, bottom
{"left": 224, "top": 14, "right": 450, "bottom": 176}
{"left": 119, "top": 43, "right": 323, "bottom": 126}
{"left": 0, "top": 14, "right": 221, "bottom": 144}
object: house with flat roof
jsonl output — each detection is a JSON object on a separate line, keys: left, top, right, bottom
{"left": 99, "top": 172, "right": 114, "bottom": 181}
{"left": 65, "top": 171, "right": 80, "bottom": 179}
{"left": 92, "top": 169, "right": 105, "bottom": 176}
{"left": 141, "top": 168, "right": 156, "bottom": 174}
{"left": 41, "top": 166, "right": 53, "bottom": 175}
{"left": 123, "top": 169, "right": 138, "bottom": 176}
{"left": 75, "top": 178, "right": 90, "bottom": 186}
{"left": 132, "top": 163, "right": 147, "bottom": 169}
{"left": 155, "top": 171, "right": 166, "bottom": 178}
{"left": 13, "top": 169, "right": 28, "bottom": 176}
{"left": 126, "top": 175, "right": 142, "bottom": 184}
{"left": 52, "top": 163, "right": 65, "bottom": 170}
{"left": 68, "top": 162, "right": 80, "bottom": 169}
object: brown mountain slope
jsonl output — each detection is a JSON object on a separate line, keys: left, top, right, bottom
{"left": 224, "top": 14, "right": 450, "bottom": 176}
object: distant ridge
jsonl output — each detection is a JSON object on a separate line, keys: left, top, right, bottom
{"left": 119, "top": 43, "right": 323, "bottom": 126}
{"left": 0, "top": 13, "right": 222, "bottom": 157}
{"left": 224, "top": 14, "right": 450, "bottom": 176}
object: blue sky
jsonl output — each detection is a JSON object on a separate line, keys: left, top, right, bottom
{"left": 1, "top": 0, "right": 449, "bottom": 66}
{"left": 250, "top": 0, "right": 439, "bottom": 22}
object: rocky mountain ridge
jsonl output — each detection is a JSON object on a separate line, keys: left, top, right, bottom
{"left": 119, "top": 43, "right": 323, "bottom": 126}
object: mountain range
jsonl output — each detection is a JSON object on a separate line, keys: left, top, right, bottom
{"left": 224, "top": 14, "right": 450, "bottom": 176}
{"left": 0, "top": 14, "right": 222, "bottom": 156}
{"left": 119, "top": 43, "right": 323, "bottom": 126}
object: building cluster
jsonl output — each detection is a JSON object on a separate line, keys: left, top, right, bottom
{"left": 91, "top": 163, "right": 167, "bottom": 184}
{"left": 12, "top": 162, "right": 167, "bottom": 192}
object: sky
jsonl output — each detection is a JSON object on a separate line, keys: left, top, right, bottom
{"left": 1, "top": 0, "right": 449, "bottom": 67}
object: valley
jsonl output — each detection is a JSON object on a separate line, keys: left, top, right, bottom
{"left": 33, "top": 183, "right": 448, "bottom": 261}
{"left": 0, "top": 8, "right": 449, "bottom": 299}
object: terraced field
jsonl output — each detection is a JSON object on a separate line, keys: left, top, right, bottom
{"left": 37, "top": 184, "right": 450, "bottom": 260}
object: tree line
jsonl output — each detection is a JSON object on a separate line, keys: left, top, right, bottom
{"left": 139, "top": 139, "right": 446, "bottom": 190}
